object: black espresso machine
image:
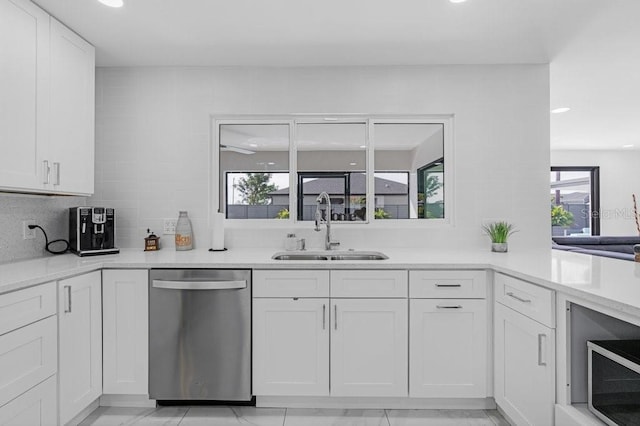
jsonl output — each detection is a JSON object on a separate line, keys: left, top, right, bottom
{"left": 69, "top": 207, "right": 120, "bottom": 256}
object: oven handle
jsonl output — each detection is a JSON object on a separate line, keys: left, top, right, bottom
{"left": 152, "top": 279, "right": 246, "bottom": 290}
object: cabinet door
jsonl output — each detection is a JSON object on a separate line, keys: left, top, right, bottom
{"left": 410, "top": 299, "right": 487, "bottom": 398}
{"left": 253, "top": 298, "right": 329, "bottom": 396}
{"left": 0, "top": 375, "right": 57, "bottom": 426}
{"left": 331, "top": 299, "right": 408, "bottom": 397}
{"left": 102, "top": 269, "right": 149, "bottom": 395}
{"left": 58, "top": 271, "right": 102, "bottom": 425}
{"left": 0, "top": 0, "right": 49, "bottom": 192}
{"left": 494, "top": 302, "right": 555, "bottom": 426}
{"left": 49, "top": 18, "right": 95, "bottom": 195}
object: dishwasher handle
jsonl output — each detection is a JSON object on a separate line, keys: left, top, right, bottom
{"left": 152, "top": 279, "right": 247, "bottom": 290}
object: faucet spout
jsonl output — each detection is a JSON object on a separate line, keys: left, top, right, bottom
{"left": 314, "top": 192, "right": 339, "bottom": 250}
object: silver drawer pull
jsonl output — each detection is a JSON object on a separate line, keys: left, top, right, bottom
{"left": 64, "top": 285, "right": 71, "bottom": 313}
{"left": 53, "top": 162, "right": 60, "bottom": 185}
{"left": 435, "top": 283, "right": 462, "bottom": 288}
{"left": 152, "top": 280, "right": 246, "bottom": 290}
{"left": 506, "top": 292, "right": 532, "bottom": 303}
{"left": 538, "top": 334, "right": 547, "bottom": 366}
{"left": 334, "top": 305, "right": 338, "bottom": 330}
{"left": 436, "top": 305, "right": 463, "bottom": 309}
{"left": 322, "top": 304, "right": 326, "bottom": 330}
{"left": 42, "top": 160, "right": 50, "bottom": 184}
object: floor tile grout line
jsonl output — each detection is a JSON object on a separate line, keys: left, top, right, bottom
{"left": 384, "top": 408, "right": 392, "bottom": 426}
{"left": 176, "top": 405, "right": 190, "bottom": 426}
{"left": 282, "top": 407, "right": 287, "bottom": 426}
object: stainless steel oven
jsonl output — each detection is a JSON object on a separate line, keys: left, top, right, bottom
{"left": 588, "top": 340, "right": 640, "bottom": 425}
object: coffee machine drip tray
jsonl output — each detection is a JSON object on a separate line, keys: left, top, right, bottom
{"left": 69, "top": 207, "right": 120, "bottom": 256}
{"left": 74, "top": 247, "right": 120, "bottom": 257}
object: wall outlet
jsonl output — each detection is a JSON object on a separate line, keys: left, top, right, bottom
{"left": 23, "top": 220, "right": 36, "bottom": 240}
{"left": 163, "top": 218, "right": 177, "bottom": 235}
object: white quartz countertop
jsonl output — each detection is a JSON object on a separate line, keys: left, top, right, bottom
{"left": 2, "top": 247, "right": 640, "bottom": 317}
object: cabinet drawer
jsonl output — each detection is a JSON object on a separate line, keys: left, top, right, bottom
{"left": 409, "top": 270, "right": 486, "bottom": 299}
{"left": 0, "top": 282, "right": 56, "bottom": 336}
{"left": 0, "top": 375, "right": 57, "bottom": 426}
{"left": 0, "top": 316, "right": 57, "bottom": 407}
{"left": 331, "top": 270, "right": 407, "bottom": 298}
{"left": 254, "top": 270, "right": 330, "bottom": 298}
{"left": 495, "top": 273, "right": 555, "bottom": 328}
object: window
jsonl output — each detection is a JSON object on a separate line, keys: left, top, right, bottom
{"left": 219, "top": 123, "right": 290, "bottom": 219}
{"left": 550, "top": 166, "right": 600, "bottom": 236}
{"left": 215, "top": 115, "right": 452, "bottom": 224}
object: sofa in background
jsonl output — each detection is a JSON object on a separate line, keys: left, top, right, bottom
{"left": 552, "top": 236, "right": 640, "bottom": 261}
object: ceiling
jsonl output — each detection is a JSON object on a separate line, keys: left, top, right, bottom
{"left": 33, "top": 0, "right": 640, "bottom": 151}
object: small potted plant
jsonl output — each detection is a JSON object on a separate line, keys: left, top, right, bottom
{"left": 482, "top": 221, "right": 517, "bottom": 253}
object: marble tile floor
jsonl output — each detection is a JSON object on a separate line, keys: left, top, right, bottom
{"left": 80, "top": 406, "right": 511, "bottom": 426}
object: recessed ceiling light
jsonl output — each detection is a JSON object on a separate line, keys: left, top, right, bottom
{"left": 449, "top": 0, "right": 468, "bottom": 3}
{"left": 623, "top": 144, "right": 634, "bottom": 148}
{"left": 359, "top": 145, "right": 366, "bottom": 149}
{"left": 98, "top": 0, "right": 123, "bottom": 7}
{"left": 349, "top": 162, "right": 357, "bottom": 166}
{"left": 267, "top": 162, "right": 275, "bottom": 165}
{"left": 551, "top": 107, "right": 571, "bottom": 114}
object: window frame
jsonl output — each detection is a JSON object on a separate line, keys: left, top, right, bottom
{"left": 211, "top": 114, "right": 455, "bottom": 229}
{"left": 550, "top": 166, "right": 601, "bottom": 236}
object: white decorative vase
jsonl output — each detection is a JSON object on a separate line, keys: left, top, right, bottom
{"left": 492, "top": 242, "right": 508, "bottom": 253}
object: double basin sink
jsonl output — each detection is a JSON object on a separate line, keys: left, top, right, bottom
{"left": 272, "top": 250, "right": 388, "bottom": 261}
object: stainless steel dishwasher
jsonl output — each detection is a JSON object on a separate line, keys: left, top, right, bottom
{"left": 149, "top": 269, "right": 251, "bottom": 402}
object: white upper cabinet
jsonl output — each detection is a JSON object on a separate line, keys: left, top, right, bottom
{"left": 0, "top": 0, "right": 95, "bottom": 195}
{"left": 0, "top": 0, "right": 49, "bottom": 192}
{"left": 48, "top": 18, "right": 95, "bottom": 195}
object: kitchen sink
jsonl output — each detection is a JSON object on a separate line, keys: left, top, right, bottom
{"left": 272, "top": 251, "right": 388, "bottom": 261}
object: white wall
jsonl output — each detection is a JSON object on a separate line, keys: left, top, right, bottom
{"left": 552, "top": 150, "right": 640, "bottom": 235}
{"left": 91, "top": 65, "right": 550, "bottom": 251}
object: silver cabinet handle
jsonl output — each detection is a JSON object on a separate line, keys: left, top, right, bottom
{"left": 322, "top": 304, "right": 326, "bottom": 330}
{"left": 436, "top": 305, "right": 463, "bottom": 309}
{"left": 52, "top": 162, "right": 60, "bottom": 185}
{"left": 538, "top": 334, "right": 547, "bottom": 366}
{"left": 334, "top": 305, "right": 338, "bottom": 330}
{"left": 152, "top": 280, "right": 246, "bottom": 290}
{"left": 64, "top": 285, "right": 71, "bottom": 313}
{"left": 42, "top": 160, "right": 50, "bottom": 184}
{"left": 506, "top": 292, "right": 532, "bottom": 303}
{"left": 435, "top": 283, "right": 462, "bottom": 288}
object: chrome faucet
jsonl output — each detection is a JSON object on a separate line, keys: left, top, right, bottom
{"left": 315, "top": 191, "right": 340, "bottom": 250}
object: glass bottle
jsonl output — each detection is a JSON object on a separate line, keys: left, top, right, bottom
{"left": 175, "top": 211, "right": 193, "bottom": 251}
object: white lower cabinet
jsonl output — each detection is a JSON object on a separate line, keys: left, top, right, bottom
{"left": 58, "top": 271, "right": 102, "bottom": 425}
{"left": 409, "top": 299, "right": 487, "bottom": 398}
{"left": 253, "top": 298, "right": 329, "bottom": 396}
{"left": 252, "top": 269, "right": 408, "bottom": 398}
{"left": 0, "top": 376, "right": 57, "bottom": 426}
{"left": 494, "top": 302, "right": 555, "bottom": 426}
{"left": 102, "top": 269, "right": 149, "bottom": 395}
{"left": 330, "top": 298, "right": 408, "bottom": 397}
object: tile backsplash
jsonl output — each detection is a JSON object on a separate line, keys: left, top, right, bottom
{"left": 0, "top": 193, "right": 86, "bottom": 263}
{"left": 90, "top": 65, "right": 551, "bottom": 251}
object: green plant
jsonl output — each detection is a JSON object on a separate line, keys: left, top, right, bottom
{"left": 482, "top": 221, "right": 517, "bottom": 243}
{"left": 551, "top": 205, "right": 574, "bottom": 227}
{"left": 275, "top": 208, "right": 289, "bottom": 219}
{"left": 374, "top": 208, "right": 391, "bottom": 219}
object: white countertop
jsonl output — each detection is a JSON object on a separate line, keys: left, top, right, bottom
{"left": 2, "top": 247, "right": 640, "bottom": 317}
